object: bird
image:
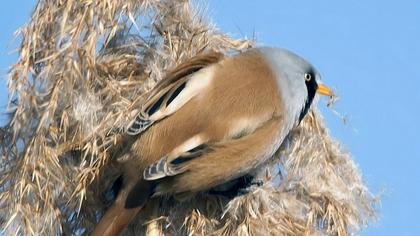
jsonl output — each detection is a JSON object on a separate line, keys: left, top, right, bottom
{"left": 91, "top": 47, "right": 334, "bottom": 236}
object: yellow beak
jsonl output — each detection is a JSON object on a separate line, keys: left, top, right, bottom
{"left": 317, "top": 84, "right": 334, "bottom": 97}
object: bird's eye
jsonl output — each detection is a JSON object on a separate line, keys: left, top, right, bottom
{"left": 304, "top": 73, "right": 312, "bottom": 81}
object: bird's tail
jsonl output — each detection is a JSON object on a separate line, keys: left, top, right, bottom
{"left": 91, "top": 200, "right": 142, "bottom": 236}
{"left": 92, "top": 179, "right": 155, "bottom": 236}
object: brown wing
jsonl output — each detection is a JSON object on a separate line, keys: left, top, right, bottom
{"left": 127, "top": 51, "right": 224, "bottom": 135}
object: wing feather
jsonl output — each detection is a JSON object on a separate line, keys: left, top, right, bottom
{"left": 127, "top": 51, "right": 224, "bottom": 135}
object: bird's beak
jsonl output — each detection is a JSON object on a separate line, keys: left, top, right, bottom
{"left": 316, "top": 84, "right": 334, "bottom": 97}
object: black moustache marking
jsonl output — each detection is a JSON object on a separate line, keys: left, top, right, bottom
{"left": 298, "top": 70, "right": 318, "bottom": 123}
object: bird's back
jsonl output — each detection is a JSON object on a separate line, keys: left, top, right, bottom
{"left": 127, "top": 49, "right": 284, "bottom": 176}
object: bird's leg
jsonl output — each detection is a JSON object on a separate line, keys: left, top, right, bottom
{"left": 209, "top": 175, "right": 264, "bottom": 198}
{"left": 237, "top": 178, "right": 264, "bottom": 195}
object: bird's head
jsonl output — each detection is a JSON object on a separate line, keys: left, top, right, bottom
{"left": 259, "top": 47, "right": 334, "bottom": 125}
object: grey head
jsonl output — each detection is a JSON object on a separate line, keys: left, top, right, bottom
{"left": 257, "top": 47, "right": 323, "bottom": 125}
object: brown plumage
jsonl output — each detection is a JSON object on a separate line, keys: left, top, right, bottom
{"left": 92, "top": 47, "right": 333, "bottom": 236}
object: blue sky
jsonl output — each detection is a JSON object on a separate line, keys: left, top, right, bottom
{"left": 1, "top": 1, "right": 419, "bottom": 235}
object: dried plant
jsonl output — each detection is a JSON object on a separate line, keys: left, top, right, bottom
{"left": 0, "top": 0, "right": 377, "bottom": 235}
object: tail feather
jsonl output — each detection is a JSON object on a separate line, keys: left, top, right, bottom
{"left": 92, "top": 180, "right": 154, "bottom": 235}
{"left": 91, "top": 203, "right": 142, "bottom": 236}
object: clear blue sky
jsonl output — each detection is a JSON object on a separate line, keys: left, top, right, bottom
{"left": 1, "top": 1, "right": 419, "bottom": 235}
